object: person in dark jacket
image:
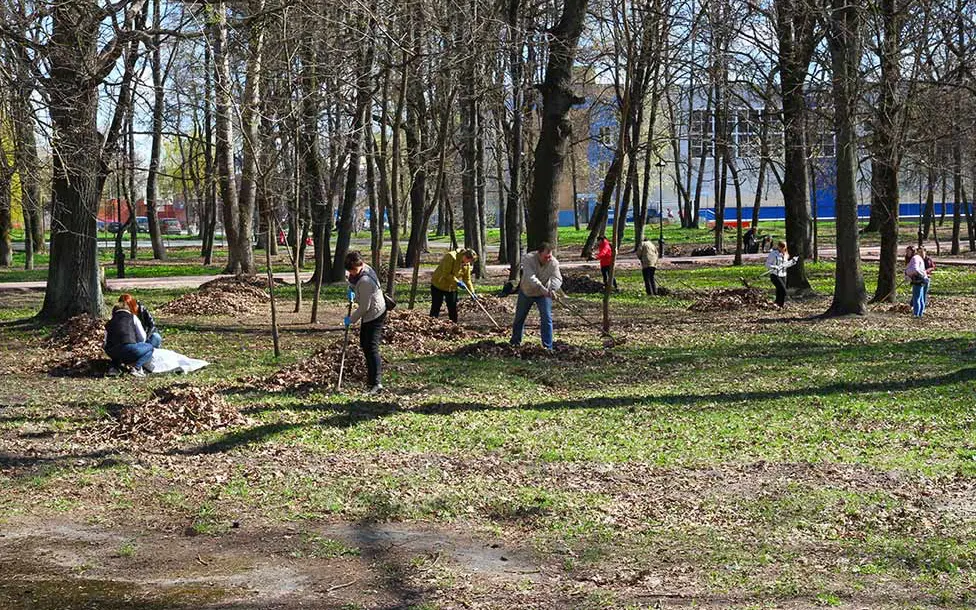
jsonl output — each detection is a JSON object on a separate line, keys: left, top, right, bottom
{"left": 343, "top": 251, "right": 387, "bottom": 395}
{"left": 104, "top": 303, "right": 155, "bottom": 377}
{"left": 119, "top": 293, "right": 161, "bottom": 348}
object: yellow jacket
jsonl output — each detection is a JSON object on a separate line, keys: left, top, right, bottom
{"left": 431, "top": 249, "right": 474, "bottom": 293}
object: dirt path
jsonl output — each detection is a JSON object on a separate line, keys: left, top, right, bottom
{"left": 0, "top": 517, "right": 549, "bottom": 609}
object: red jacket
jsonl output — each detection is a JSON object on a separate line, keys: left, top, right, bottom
{"left": 596, "top": 240, "right": 613, "bottom": 268}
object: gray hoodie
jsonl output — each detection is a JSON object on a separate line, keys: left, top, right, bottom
{"left": 349, "top": 265, "right": 386, "bottom": 324}
{"left": 519, "top": 251, "right": 563, "bottom": 297}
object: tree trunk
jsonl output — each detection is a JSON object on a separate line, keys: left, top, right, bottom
{"left": 231, "top": 0, "right": 266, "bottom": 276}
{"left": 526, "top": 0, "right": 589, "bottom": 251}
{"left": 776, "top": 0, "right": 815, "bottom": 294}
{"left": 145, "top": 0, "right": 168, "bottom": 261}
{"left": 824, "top": 0, "right": 866, "bottom": 316}
{"left": 39, "top": 0, "right": 148, "bottom": 320}
{"left": 330, "top": 23, "right": 374, "bottom": 282}
{"left": 212, "top": 1, "right": 241, "bottom": 274}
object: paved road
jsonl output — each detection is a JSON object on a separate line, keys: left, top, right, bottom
{"left": 2, "top": 245, "right": 972, "bottom": 292}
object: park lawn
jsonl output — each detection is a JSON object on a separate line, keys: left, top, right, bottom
{"left": 0, "top": 265, "right": 975, "bottom": 608}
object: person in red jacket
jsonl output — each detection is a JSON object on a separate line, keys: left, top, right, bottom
{"left": 595, "top": 236, "right": 618, "bottom": 291}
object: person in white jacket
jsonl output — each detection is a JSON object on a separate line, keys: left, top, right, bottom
{"left": 765, "top": 240, "right": 796, "bottom": 309}
{"left": 510, "top": 242, "right": 562, "bottom": 350}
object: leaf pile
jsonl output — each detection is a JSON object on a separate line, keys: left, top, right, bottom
{"left": 454, "top": 339, "right": 596, "bottom": 361}
{"left": 690, "top": 245, "right": 719, "bottom": 256}
{"left": 383, "top": 309, "right": 470, "bottom": 354}
{"left": 107, "top": 383, "right": 243, "bottom": 442}
{"left": 562, "top": 274, "right": 606, "bottom": 294}
{"left": 459, "top": 294, "right": 515, "bottom": 315}
{"left": 46, "top": 315, "right": 110, "bottom": 377}
{"left": 687, "top": 287, "right": 776, "bottom": 312}
{"left": 261, "top": 339, "right": 369, "bottom": 393}
{"left": 160, "top": 276, "right": 272, "bottom": 316}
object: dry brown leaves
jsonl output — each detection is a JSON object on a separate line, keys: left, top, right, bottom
{"left": 562, "top": 274, "right": 606, "bottom": 294}
{"left": 687, "top": 287, "right": 777, "bottom": 312}
{"left": 160, "top": 276, "right": 273, "bottom": 316}
{"left": 454, "top": 339, "right": 596, "bottom": 361}
{"left": 260, "top": 339, "right": 369, "bottom": 393}
{"left": 46, "top": 315, "right": 111, "bottom": 377}
{"left": 458, "top": 294, "right": 516, "bottom": 315}
{"left": 383, "top": 309, "right": 470, "bottom": 354}
{"left": 105, "top": 383, "right": 243, "bottom": 442}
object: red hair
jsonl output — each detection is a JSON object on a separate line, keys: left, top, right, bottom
{"left": 118, "top": 293, "right": 138, "bottom": 315}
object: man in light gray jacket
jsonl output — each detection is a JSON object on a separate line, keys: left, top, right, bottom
{"left": 510, "top": 242, "right": 563, "bottom": 350}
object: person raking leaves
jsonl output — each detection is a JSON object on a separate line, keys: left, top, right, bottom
{"left": 342, "top": 251, "right": 388, "bottom": 395}
{"left": 429, "top": 247, "right": 477, "bottom": 323}
{"left": 510, "top": 242, "right": 563, "bottom": 351}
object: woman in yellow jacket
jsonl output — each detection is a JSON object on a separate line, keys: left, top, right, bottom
{"left": 430, "top": 248, "right": 476, "bottom": 323}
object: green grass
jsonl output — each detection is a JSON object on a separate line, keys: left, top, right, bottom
{"left": 2, "top": 263, "right": 975, "bottom": 606}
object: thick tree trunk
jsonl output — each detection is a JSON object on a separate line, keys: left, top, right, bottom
{"left": 776, "top": 0, "right": 814, "bottom": 293}
{"left": 504, "top": 7, "right": 525, "bottom": 280}
{"left": 526, "top": 0, "right": 588, "bottom": 251}
{"left": 0, "top": 174, "right": 12, "bottom": 267}
{"left": 825, "top": 0, "right": 866, "bottom": 316}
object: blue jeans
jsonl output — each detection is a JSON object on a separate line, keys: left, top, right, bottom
{"left": 149, "top": 332, "right": 162, "bottom": 348}
{"left": 106, "top": 343, "right": 154, "bottom": 369}
{"left": 510, "top": 291, "right": 553, "bottom": 349}
{"left": 911, "top": 279, "right": 929, "bottom": 317}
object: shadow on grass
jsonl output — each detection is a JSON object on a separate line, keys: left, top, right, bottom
{"left": 183, "top": 365, "right": 976, "bottom": 456}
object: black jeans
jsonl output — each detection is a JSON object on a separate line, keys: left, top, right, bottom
{"left": 770, "top": 274, "right": 787, "bottom": 308}
{"left": 600, "top": 266, "right": 618, "bottom": 290}
{"left": 360, "top": 311, "right": 386, "bottom": 387}
{"left": 642, "top": 266, "right": 657, "bottom": 295}
{"left": 430, "top": 285, "right": 459, "bottom": 323}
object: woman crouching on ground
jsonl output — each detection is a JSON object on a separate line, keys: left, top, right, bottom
{"left": 104, "top": 300, "right": 155, "bottom": 377}
{"left": 343, "top": 251, "right": 387, "bottom": 395}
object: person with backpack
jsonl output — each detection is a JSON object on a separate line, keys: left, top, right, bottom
{"left": 429, "top": 247, "right": 476, "bottom": 323}
{"left": 343, "top": 251, "right": 388, "bottom": 394}
{"left": 637, "top": 237, "right": 659, "bottom": 296}
{"left": 595, "top": 236, "right": 617, "bottom": 291}
{"left": 765, "top": 240, "right": 797, "bottom": 309}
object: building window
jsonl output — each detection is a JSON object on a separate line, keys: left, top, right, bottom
{"left": 598, "top": 125, "right": 615, "bottom": 147}
{"left": 810, "top": 130, "right": 835, "bottom": 158}
{"left": 689, "top": 109, "right": 713, "bottom": 158}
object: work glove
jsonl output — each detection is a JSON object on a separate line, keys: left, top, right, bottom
{"left": 347, "top": 288, "right": 355, "bottom": 301}
{"left": 343, "top": 316, "right": 352, "bottom": 328}
{"left": 456, "top": 280, "right": 468, "bottom": 291}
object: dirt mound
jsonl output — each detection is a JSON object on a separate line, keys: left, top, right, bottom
{"left": 383, "top": 309, "right": 470, "bottom": 354}
{"left": 161, "top": 276, "right": 272, "bottom": 316}
{"left": 107, "top": 383, "right": 243, "bottom": 442}
{"left": 47, "top": 315, "right": 110, "bottom": 376}
{"left": 459, "top": 294, "right": 515, "bottom": 316}
{"left": 454, "top": 339, "right": 593, "bottom": 361}
{"left": 880, "top": 302, "right": 912, "bottom": 314}
{"left": 262, "top": 339, "right": 368, "bottom": 392}
{"left": 688, "top": 287, "right": 775, "bottom": 312}
{"left": 562, "top": 274, "right": 605, "bottom": 294}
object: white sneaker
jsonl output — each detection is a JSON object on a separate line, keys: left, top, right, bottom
{"left": 130, "top": 367, "right": 146, "bottom": 378}
{"left": 365, "top": 384, "right": 383, "bottom": 395}
{"left": 106, "top": 367, "right": 121, "bottom": 377}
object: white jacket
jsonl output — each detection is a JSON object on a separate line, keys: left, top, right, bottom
{"left": 765, "top": 250, "right": 796, "bottom": 278}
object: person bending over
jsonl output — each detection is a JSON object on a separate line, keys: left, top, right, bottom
{"left": 430, "top": 248, "right": 476, "bottom": 323}
{"left": 510, "top": 242, "right": 563, "bottom": 351}
{"left": 344, "top": 251, "right": 388, "bottom": 394}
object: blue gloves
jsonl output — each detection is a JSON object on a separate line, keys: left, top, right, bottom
{"left": 456, "top": 280, "right": 467, "bottom": 291}
{"left": 347, "top": 288, "right": 355, "bottom": 301}
{"left": 343, "top": 316, "right": 352, "bottom": 328}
